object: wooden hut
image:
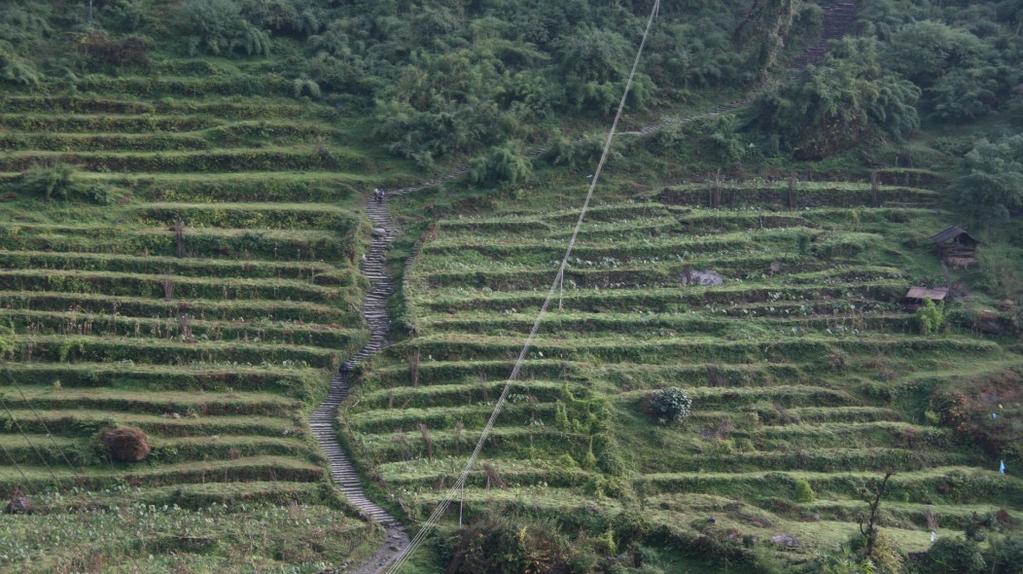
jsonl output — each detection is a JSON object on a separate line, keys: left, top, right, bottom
{"left": 904, "top": 287, "right": 948, "bottom": 310}
{"left": 928, "top": 226, "right": 979, "bottom": 268}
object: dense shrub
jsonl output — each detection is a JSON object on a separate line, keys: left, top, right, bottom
{"left": 915, "top": 300, "right": 947, "bottom": 335}
{"left": 469, "top": 142, "right": 533, "bottom": 186}
{"left": 14, "top": 164, "right": 113, "bottom": 204}
{"left": 77, "top": 32, "right": 148, "bottom": 67}
{"left": 444, "top": 515, "right": 575, "bottom": 574}
{"left": 100, "top": 426, "right": 151, "bottom": 463}
{"left": 793, "top": 479, "right": 816, "bottom": 503}
{"left": 643, "top": 387, "right": 692, "bottom": 426}
{"left": 181, "top": 0, "right": 271, "bottom": 57}
{"left": 924, "top": 537, "right": 987, "bottom": 574}
{"left": 749, "top": 38, "right": 919, "bottom": 159}
{"left": 950, "top": 135, "right": 1023, "bottom": 223}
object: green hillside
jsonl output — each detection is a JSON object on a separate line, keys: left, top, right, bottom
{"left": 1, "top": 0, "right": 1022, "bottom": 573}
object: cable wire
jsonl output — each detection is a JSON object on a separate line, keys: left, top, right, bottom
{"left": 4, "top": 368, "right": 80, "bottom": 471}
{"left": 0, "top": 394, "right": 63, "bottom": 489}
{"left": 385, "top": 2, "right": 661, "bottom": 570}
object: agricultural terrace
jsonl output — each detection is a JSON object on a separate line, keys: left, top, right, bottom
{"left": 350, "top": 179, "right": 1023, "bottom": 564}
{"left": 0, "top": 59, "right": 407, "bottom": 571}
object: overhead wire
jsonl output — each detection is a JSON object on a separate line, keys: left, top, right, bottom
{"left": 385, "top": 1, "right": 662, "bottom": 570}
{"left": 0, "top": 393, "right": 63, "bottom": 490}
{"left": 4, "top": 368, "right": 80, "bottom": 471}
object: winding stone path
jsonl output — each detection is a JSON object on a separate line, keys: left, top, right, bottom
{"left": 310, "top": 194, "right": 409, "bottom": 574}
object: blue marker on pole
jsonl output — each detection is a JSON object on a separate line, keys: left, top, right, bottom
{"left": 1000, "top": 460, "right": 1007, "bottom": 475}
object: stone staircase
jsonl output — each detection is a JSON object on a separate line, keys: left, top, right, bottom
{"left": 791, "top": 0, "right": 860, "bottom": 68}
{"left": 310, "top": 194, "right": 409, "bottom": 573}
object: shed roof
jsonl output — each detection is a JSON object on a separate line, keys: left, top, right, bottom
{"left": 929, "top": 225, "right": 978, "bottom": 244}
{"left": 905, "top": 287, "right": 948, "bottom": 301}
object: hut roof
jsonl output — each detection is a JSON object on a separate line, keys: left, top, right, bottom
{"left": 929, "top": 226, "right": 978, "bottom": 245}
{"left": 905, "top": 287, "right": 948, "bottom": 301}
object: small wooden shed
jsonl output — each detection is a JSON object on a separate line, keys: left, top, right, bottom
{"left": 929, "top": 226, "right": 979, "bottom": 268}
{"left": 904, "top": 287, "right": 948, "bottom": 309}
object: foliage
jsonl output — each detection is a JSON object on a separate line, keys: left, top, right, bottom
{"left": 748, "top": 38, "right": 919, "bottom": 159}
{"left": 15, "top": 163, "right": 113, "bottom": 203}
{"left": 180, "top": 0, "right": 272, "bottom": 57}
{"left": 987, "top": 536, "right": 1023, "bottom": 574}
{"left": 915, "top": 299, "right": 946, "bottom": 336}
{"left": 469, "top": 141, "right": 533, "bottom": 186}
{"left": 643, "top": 387, "right": 692, "bottom": 426}
{"left": 444, "top": 515, "right": 574, "bottom": 574}
{"left": 794, "top": 478, "right": 816, "bottom": 503}
{"left": 950, "top": 135, "right": 1023, "bottom": 223}
{"left": 924, "top": 537, "right": 987, "bottom": 574}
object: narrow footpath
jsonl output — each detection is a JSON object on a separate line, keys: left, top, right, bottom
{"left": 310, "top": 194, "right": 409, "bottom": 574}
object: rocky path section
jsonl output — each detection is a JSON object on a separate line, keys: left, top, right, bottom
{"left": 310, "top": 195, "right": 409, "bottom": 574}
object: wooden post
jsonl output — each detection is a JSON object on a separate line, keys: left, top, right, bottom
{"left": 870, "top": 171, "right": 881, "bottom": 208}
{"left": 711, "top": 170, "right": 722, "bottom": 209}
{"left": 787, "top": 175, "right": 797, "bottom": 209}
{"left": 174, "top": 218, "right": 185, "bottom": 258}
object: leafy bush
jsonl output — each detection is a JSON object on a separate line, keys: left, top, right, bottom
{"left": 181, "top": 0, "right": 271, "bottom": 57}
{"left": 15, "top": 164, "right": 111, "bottom": 203}
{"left": 469, "top": 141, "right": 533, "bottom": 186}
{"left": 950, "top": 136, "right": 1023, "bottom": 223}
{"left": 915, "top": 299, "right": 946, "bottom": 336}
{"left": 643, "top": 387, "right": 692, "bottom": 426}
{"left": 749, "top": 38, "right": 919, "bottom": 159}
{"left": 987, "top": 536, "right": 1023, "bottom": 574}
{"left": 794, "top": 479, "right": 816, "bottom": 503}
{"left": 444, "top": 515, "right": 574, "bottom": 574}
{"left": 924, "top": 537, "right": 987, "bottom": 574}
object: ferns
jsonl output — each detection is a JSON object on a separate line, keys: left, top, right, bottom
{"left": 292, "top": 77, "right": 320, "bottom": 98}
{"left": 0, "top": 48, "right": 41, "bottom": 87}
{"left": 469, "top": 141, "right": 532, "bottom": 186}
{"left": 181, "top": 0, "right": 272, "bottom": 58}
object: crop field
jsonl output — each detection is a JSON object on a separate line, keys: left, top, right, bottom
{"left": 350, "top": 180, "right": 1023, "bottom": 564}
{"left": 0, "top": 61, "right": 404, "bottom": 571}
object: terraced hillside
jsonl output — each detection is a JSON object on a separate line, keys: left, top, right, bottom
{"left": 0, "top": 64, "right": 405, "bottom": 570}
{"left": 351, "top": 179, "right": 1023, "bottom": 565}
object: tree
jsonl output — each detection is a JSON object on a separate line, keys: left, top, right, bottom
{"left": 915, "top": 300, "right": 947, "bottom": 336}
{"left": 557, "top": 26, "right": 652, "bottom": 115}
{"left": 857, "top": 471, "right": 894, "bottom": 563}
{"left": 748, "top": 38, "right": 919, "bottom": 159}
{"left": 950, "top": 136, "right": 1023, "bottom": 223}
{"left": 886, "top": 21, "right": 986, "bottom": 88}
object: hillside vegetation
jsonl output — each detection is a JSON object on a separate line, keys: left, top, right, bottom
{"left": 0, "top": 0, "right": 1021, "bottom": 573}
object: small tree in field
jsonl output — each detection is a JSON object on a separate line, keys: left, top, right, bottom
{"left": 643, "top": 387, "right": 693, "bottom": 425}
{"left": 915, "top": 299, "right": 946, "bottom": 335}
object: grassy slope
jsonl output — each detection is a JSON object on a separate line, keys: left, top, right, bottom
{"left": 0, "top": 44, "right": 426, "bottom": 574}
{"left": 351, "top": 170, "right": 1023, "bottom": 570}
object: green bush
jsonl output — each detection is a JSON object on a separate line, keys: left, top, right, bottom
{"left": 749, "top": 37, "right": 919, "bottom": 159}
{"left": 793, "top": 479, "right": 816, "bottom": 503}
{"left": 915, "top": 299, "right": 946, "bottom": 336}
{"left": 444, "top": 515, "right": 574, "bottom": 574}
{"left": 643, "top": 387, "right": 692, "bottom": 426}
{"left": 925, "top": 537, "right": 987, "bottom": 574}
{"left": 468, "top": 141, "right": 533, "bottom": 187}
{"left": 15, "top": 164, "right": 113, "bottom": 204}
